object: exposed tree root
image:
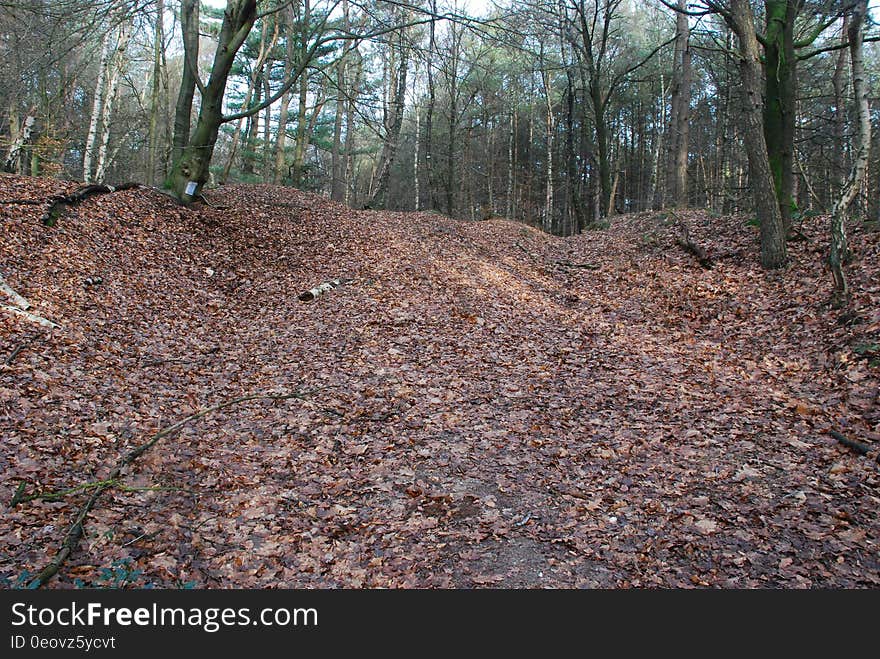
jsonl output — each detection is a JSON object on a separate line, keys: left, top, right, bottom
{"left": 23, "top": 390, "right": 309, "bottom": 588}
{"left": 42, "top": 182, "right": 141, "bottom": 227}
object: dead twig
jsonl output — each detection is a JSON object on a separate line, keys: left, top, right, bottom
{"left": 25, "top": 390, "right": 310, "bottom": 588}
{"left": 0, "top": 198, "right": 46, "bottom": 205}
{"left": 4, "top": 340, "right": 32, "bottom": 366}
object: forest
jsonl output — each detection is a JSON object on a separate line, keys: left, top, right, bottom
{"left": 1, "top": 0, "right": 880, "bottom": 589}
{"left": 2, "top": 2, "right": 878, "bottom": 240}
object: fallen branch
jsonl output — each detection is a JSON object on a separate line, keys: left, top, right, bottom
{"left": 42, "top": 182, "right": 140, "bottom": 227}
{"left": 0, "top": 272, "right": 31, "bottom": 310}
{"left": 668, "top": 211, "right": 713, "bottom": 269}
{"left": 25, "top": 390, "right": 309, "bottom": 588}
{"left": 1, "top": 304, "right": 60, "bottom": 329}
{"left": 298, "top": 278, "right": 352, "bottom": 302}
{"left": 830, "top": 430, "right": 879, "bottom": 463}
{"left": 12, "top": 479, "right": 188, "bottom": 506}
{"left": 12, "top": 479, "right": 119, "bottom": 506}
{"left": 0, "top": 198, "right": 46, "bottom": 206}
{"left": 4, "top": 343, "right": 28, "bottom": 366}
{"left": 675, "top": 226, "right": 713, "bottom": 268}
{"left": 515, "top": 241, "right": 540, "bottom": 264}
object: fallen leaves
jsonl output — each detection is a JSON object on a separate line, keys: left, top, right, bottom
{"left": 0, "top": 175, "right": 878, "bottom": 589}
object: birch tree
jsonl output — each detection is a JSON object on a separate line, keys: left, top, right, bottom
{"left": 829, "top": 0, "right": 870, "bottom": 306}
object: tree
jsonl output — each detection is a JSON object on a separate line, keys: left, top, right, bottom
{"left": 172, "top": 0, "right": 200, "bottom": 165}
{"left": 665, "top": 0, "right": 690, "bottom": 207}
{"left": 165, "top": 0, "right": 433, "bottom": 203}
{"left": 560, "top": 0, "right": 670, "bottom": 218}
{"left": 727, "top": 0, "right": 787, "bottom": 268}
{"left": 167, "top": 0, "right": 259, "bottom": 202}
{"left": 829, "top": 0, "right": 870, "bottom": 306}
{"left": 366, "top": 3, "right": 412, "bottom": 208}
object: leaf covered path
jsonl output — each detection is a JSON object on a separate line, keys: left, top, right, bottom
{"left": 2, "top": 175, "right": 879, "bottom": 587}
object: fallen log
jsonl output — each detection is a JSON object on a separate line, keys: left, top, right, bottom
{"left": 298, "top": 277, "right": 352, "bottom": 302}
{"left": 42, "top": 182, "right": 140, "bottom": 227}
{"left": 0, "top": 272, "right": 61, "bottom": 328}
{"left": 1, "top": 304, "right": 60, "bottom": 329}
{"left": 0, "top": 272, "right": 31, "bottom": 310}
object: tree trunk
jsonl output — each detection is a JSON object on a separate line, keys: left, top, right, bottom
{"left": 290, "top": 0, "right": 312, "bottom": 188}
{"left": 444, "top": 23, "right": 461, "bottom": 217}
{"left": 171, "top": 0, "right": 200, "bottom": 165}
{"left": 273, "top": 85, "right": 293, "bottom": 185}
{"left": 832, "top": 15, "right": 850, "bottom": 194}
{"left": 414, "top": 99, "right": 420, "bottom": 210}
{"left": 261, "top": 75, "right": 273, "bottom": 179}
{"left": 147, "top": 0, "right": 166, "bottom": 186}
{"left": 729, "top": 0, "right": 787, "bottom": 269}
{"left": 273, "top": 7, "right": 297, "bottom": 185}
{"left": 424, "top": 4, "right": 438, "bottom": 211}
{"left": 94, "top": 21, "right": 131, "bottom": 183}
{"left": 343, "top": 52, "right": 361, "bottom": 206}
{"left": 564, "top": 74, "right": 584, "bottom": 233}
{"left": 83, "top": 29, "right": 112, "bottom": 181}
{"left": 221, "top": 18, "right": 276, "bottom": 183}
{"left": 329, "top": 70, "right": 347, "bottom": 198}
{"left": 240, "top": 73, "right": 262, "bottom": 177}
{"left": 329, "top": 0, "right": 351, "bottom": 200}
{"left": 541, "top": 63, "right": 554, "bottom": 232}
{"left": 506, "top": 103, "right": 516, "bottom": 220}
{"left": 167, "top": 0, "right": 258, "bottom": 202}
{"left": 367, "top": 18, "right": 410, "bottom": 209}
{"left": 830, "top": 0, "right": 870, "bottom": 306}
{"left": 594, "top": 91, "right": 611, "bottom": 218}
{"left": 4, "top": 113, "right": 35, "bottom": 174}
{"left": 762, "top": 0, "right": 798, "bottom": 230}
{"left": 290, "top": 73, "right": 310, "bottom": 188}
{"left": 666, "top": 1, "right": 691, "bottom": 207}
{"left": 650, "top": 74, "right": 667, "bottom": 210}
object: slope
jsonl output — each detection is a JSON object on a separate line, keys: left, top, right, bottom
{"left": 1, "top": 174, "right": 878, "bottom": 588}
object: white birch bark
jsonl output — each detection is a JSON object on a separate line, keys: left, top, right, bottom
{"left": 830, "top": 0, "right": 870, "bottom": 304}
{"left": 94, "top": 22, "right": 132, "bottom": 183}
{"left": 83, "top": 29, "right": 112, "bottom": 182}
{"left": 4, "top": 114, "right": 35, "bottom": 173}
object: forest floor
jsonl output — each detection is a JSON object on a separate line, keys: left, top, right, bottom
{"left": 1, "top": 173, "right": 879, "bottom": 588}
